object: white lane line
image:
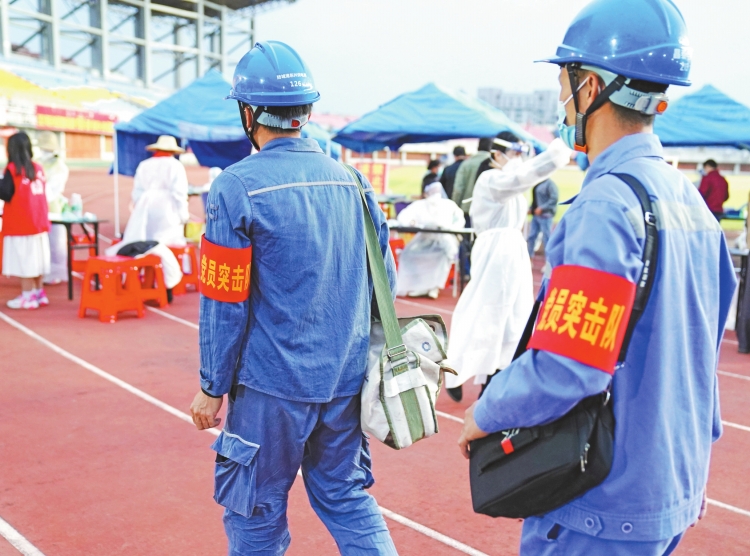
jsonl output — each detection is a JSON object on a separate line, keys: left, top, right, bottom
{"left": 0, "top": 311, "right": 194, "bottom": 427}
{"left": 395, "top": 298, "right": 454, "bottom": 315}
{"left": 718, "top": 370, "right": 750, "bottom": 382}
{"left": 146, "top": 307, "right": 200, "bottom": 330}
{"left": 722, "top": 421, "right": 750, "bottom": 433}
{"left": 0, "top": 516, "right": 46, "bottom": 556}
{"left": 0, "top": 312, "right": 486, "bottom": 556}
{"left": 378, "top": 507, "right": 488, "bottom": 556}
{"left": 436, "top": 410, "right": 465, "bottom": 424}
{"left": 722, "top": 338, "right": 739, "bottom": 346}
{"left": 708, "top": 499, "right": 750, "bottom": 518}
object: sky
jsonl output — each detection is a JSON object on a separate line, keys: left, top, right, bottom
{"left": 253, "top": 0, "right": 750, "bottom": 117}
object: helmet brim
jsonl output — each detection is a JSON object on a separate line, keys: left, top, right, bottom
{"left": 533, "top": 55, "right": 691, "bottom": 86}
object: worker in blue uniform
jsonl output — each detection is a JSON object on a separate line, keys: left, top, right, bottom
{"left": 189, "top": 41, "right": 398, "bottom": 555}
{"left": 457, "top": 1, "right": 738, "bottom": 554}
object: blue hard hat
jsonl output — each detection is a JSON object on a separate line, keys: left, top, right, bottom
{"left": 227, "top": 41, "right": 321, "bottom": 106}
{"left": 538, "top": 0, "right": 692, "bottom": 86}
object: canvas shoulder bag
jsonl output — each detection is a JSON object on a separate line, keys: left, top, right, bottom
{"left": 344, "top": 165, "right": 456, "bottom": 450}
{"left": 469, "top": 173, "right": 659, "bottom": 518}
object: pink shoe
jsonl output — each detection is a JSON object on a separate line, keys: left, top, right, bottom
{"left": 35, "top": 289, "right": 50, "bottom": 307}
{"left": 6, "top": 293, "right": 39, "bottom": 310}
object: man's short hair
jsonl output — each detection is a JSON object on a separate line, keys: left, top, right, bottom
{"left": 427, "top": 159, "right": 441, "bottom": 171}
{"left": 703, "top": 159, "right": 718, "bottom": 169}
{"left": 453, "top": 146, "right": 467, "bottom": 157}
{"left": 244, "top": 103, "right": 313, "bottom": 134}
{"left": 477, "top": 137, "right": 494, "bottom": 152}
{"left": 492, "top": 131, "right": 521, "bottom": 154}
{"left": 574, "top": 68, "right": 668, "bottom": 128}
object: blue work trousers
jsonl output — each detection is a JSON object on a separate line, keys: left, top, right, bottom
{"left": 527, "top": 215, "right": 553, "bottom": 257}
{"left": 211, "top": 385, "right": 397, "bottom": 556}
{"left": 521, "top": 516, "right": 684, "bottom": 555}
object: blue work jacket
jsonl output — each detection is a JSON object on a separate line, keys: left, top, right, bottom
{"left": 199, "top": 138, "right": 396, "bottom": 402}
{"left": 474, "top": 133, "right": 737, "bottom": 541}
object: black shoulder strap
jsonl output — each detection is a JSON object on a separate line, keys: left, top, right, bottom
{"left": 611, "top": 173, "right": 659, "bottom": 364}
{"left": 512, "top": 173, "right": 659, "bottom": 365}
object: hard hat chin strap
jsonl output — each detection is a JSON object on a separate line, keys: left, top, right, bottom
{"left": 566, "top": 64, "right": 627, "bottom": 153}
{"left": 238, "top": 102, "right": 264, "bottom": 151}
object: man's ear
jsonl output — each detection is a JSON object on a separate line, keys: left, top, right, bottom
{"left": 581, "top": 73, "right": 600, "bottom": 113}
{"left": 244, "top": 105, "right": 254, "bottom": 127}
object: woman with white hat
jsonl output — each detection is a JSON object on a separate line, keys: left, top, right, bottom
{"left": 104, "top": 135, "right": 188, "bottom": 292}
{"left": 119, "top": 135, "right": 189, "bottom": 247}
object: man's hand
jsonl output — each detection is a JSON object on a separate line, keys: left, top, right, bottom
{"left": 692, "top": 491, "right": 708, "bottom": 527}
{"left": 534, "top": 207, "right": 544, "bottom": 216}
{"left": 190, "top": 391, "right": 223, "bottom": 430}
{"left": 458, "top": 402, "right": 489, "bottom": 459}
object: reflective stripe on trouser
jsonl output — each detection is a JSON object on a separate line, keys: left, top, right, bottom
{"left": 217, "top": 385, "right": 397, "bottom": 556}
{"left": 520, "top": 516, "right": 684, "bottom": 556}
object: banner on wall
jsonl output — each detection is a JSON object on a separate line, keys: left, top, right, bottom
{"left": 36, "top": 106, "right": 116, "bottom": 135}
{"left": 355, "top": 162, "right": 389, "bottom": 194}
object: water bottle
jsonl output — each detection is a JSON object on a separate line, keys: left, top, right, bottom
{"left": 70, "top": 193, "right": 83, "bottom": 218}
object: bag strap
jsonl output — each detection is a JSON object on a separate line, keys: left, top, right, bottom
{"left": 611, "top": 173, "right": 659, "bottom": 363}
{"left": 343, "top": 165, "right": 408, "bottom": 369}
{"left": 513, "top": 173, "right": 659, "bottom": 365}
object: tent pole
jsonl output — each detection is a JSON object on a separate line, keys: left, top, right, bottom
{"left": 113, "top": 131, "right": 121, "bottom": 237}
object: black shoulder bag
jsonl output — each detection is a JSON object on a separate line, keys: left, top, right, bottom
{"left": 469, "top": 173, "right": 659, "bottom": 519}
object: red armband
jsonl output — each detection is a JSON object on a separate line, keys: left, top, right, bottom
{"left": 527, "top": 265, "right": 636, "bottom": 374}
{"left": 198, "top": 235, "right": 252, "bottom": 303}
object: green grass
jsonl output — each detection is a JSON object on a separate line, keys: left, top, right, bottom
{"left": 387, "top": 165, "right": 749, "bottom": 231}
{"left": 388, "top": 166, "right": 426, "bottom": 197}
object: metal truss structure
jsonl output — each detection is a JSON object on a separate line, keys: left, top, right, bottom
{"left": 0, "top": 0, "right": 295, "bottom": 90}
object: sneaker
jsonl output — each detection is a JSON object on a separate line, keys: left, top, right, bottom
{"left": 35, "top": 289, "right": 50, "bottom": 307}
{"left": 6, "top": 293, "right": 39, "bottom": 310}
{"left": 428, "top": 288, "right": 439, "bottom": 299}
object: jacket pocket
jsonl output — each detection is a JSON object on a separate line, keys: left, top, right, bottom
{"left": 211, "top": 431, "right": 260, "bottom": 518}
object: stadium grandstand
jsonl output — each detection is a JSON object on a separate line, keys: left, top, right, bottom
{"left": 0, "top": 0, "right": 293, "bottom": 158}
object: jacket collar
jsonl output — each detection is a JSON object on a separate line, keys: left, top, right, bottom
{"left": 583, "top": 133, "right": 664, "bottom": 188}
{"left": 261, "top": 137, "right": 323, "bottom": 154}
{"left": 559, "top": 133, "right": 664, "bottom": 205}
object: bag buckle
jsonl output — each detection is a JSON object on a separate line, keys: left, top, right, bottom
{"left": 387, "top": 344, "right": 407, "bottom": 361}
{"left": 644, "top": 212, "right": 656, "bottom": 226}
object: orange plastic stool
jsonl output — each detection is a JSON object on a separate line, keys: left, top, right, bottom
{"left": 168, "top": 244, "right": 200, "bottom": 295}
{"left": 444, "top": 263, "right": 456, "bottom": 289}
{"left": 70, "top": 234, "right": 98, "bottom": 273}
{"left": 78, "top": 256, "right": 145, "bottom": 323}
{"left": 134, "top": 254, "right": 169, "bottom": 308}
{"left": 389, "top": 238, "right": 405, "bottom": 270}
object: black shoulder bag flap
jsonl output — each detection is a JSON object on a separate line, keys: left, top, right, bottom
{"left": 469, "top": 173, "right": 659, "bottom": 519}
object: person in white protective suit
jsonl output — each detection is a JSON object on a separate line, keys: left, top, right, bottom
{"left": 444, "top": 135, "right": 572, "bottom": 401}
{"left": 38, "top": 132, "right": 69, "bottom": 284}
{"left": 105, "top": 135, "right": 187, "bottom": 289}
{"left": 396, "top": 182, "right": 465, "bottom": 299}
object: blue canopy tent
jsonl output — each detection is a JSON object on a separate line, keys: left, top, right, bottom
{"left": 655, "top": 85, "right": 750, "bottom": 149}
{"left": 332, "top": 83, "right": 545, "bottom": 153}
{"left": 111, "top": 69, "right": 338, "bottom": 233}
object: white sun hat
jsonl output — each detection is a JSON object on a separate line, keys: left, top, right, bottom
{"left": 146, "top": 135, "right": 185, "bottom": 154}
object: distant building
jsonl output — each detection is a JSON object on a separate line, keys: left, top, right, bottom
{"left": 478, "top": 88, "right": 558, "bottom": 126}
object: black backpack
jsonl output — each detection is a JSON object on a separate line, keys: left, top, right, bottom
{"left": 469, "top": 173, "right": 659, "bottom": 518}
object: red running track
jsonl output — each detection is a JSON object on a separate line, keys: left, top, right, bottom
{"left": 0, "top": 168, "right": 749, "bottom": 555}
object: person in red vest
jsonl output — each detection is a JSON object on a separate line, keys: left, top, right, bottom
{"left": 698, "top": 159, "right": 730, "bottom": 221}
{"left": 0, "top": 132, "right": 51, "bottom": 309}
